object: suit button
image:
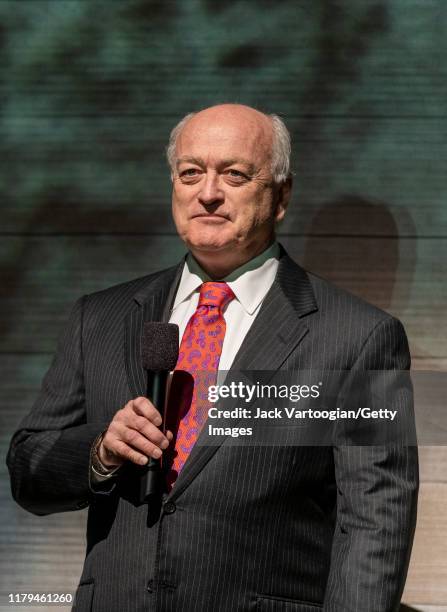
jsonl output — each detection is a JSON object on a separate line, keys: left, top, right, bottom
{"left": 163, "top": 501, "right": 176, "bottom": 514}
{"left": 146, "top": 579, "right": 154, "bottom": 593}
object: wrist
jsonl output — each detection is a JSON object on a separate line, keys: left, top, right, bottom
{"left": 91, "top": 432, "right": 122, "bottom": 476}
{"left": 97, "top": 439, "right": 121, "bottom": 468}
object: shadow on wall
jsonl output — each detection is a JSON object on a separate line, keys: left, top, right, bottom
{"left": 301, "top": 196, "right": 416, "bottom": 312}
{"left": 400, "top": 605, "right": 423, "bottom": 611}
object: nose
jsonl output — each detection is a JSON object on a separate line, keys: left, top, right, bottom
{"left": 198, "top": 172, "right": 224, "bottom": 207}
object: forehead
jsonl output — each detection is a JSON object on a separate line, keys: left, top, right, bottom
{"left": 175, "top": 111, "right": 273, "bottom": 167}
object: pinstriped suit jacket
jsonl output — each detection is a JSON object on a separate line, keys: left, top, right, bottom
{"left": 7, "top": 246, "right": 418, "bottom": 612}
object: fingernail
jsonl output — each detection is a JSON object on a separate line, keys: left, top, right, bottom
{"left": 153, "top": 448, "right": 162, "bottom": 458}
{"left": 160, "top": 440, "right": 169, "bottom": 450}
{"left": 140, "top": 456, "right": 148, "bottom": 465}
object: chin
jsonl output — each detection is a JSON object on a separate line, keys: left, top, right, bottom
{"left": 188, "top": 240, "right": 234, "bottom": 253}
{"left": 186, "top": 229, "right": 236, "bottom": 253}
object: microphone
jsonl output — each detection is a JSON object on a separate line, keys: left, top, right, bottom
{"left": 139, "top": 322, "right": 179, "bottom": 504}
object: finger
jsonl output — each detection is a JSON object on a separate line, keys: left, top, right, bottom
{"left": 126, "top": 415, "right": 170, "bottom": 448}
{"left": 113, "top": 439, "right": 151, "bottom": 466}
{"left": 132, "top": 396, "right": 163, "bottom": 427}
{"left": 118, "top": 425, "right": 165, "bottom": 459}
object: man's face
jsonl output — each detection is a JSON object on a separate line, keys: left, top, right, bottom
{"left": 171, "top": 105, "right": 289, "bottom": 263}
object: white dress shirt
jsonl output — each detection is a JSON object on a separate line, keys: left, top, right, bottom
{"left": 168, "top": 242, "right": 280, "bottom": 373}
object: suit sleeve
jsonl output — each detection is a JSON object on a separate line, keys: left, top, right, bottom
{"left": 6, "top": 297, "right": 111, "bottom": 516}
{"left": 323, "top": 316, "right": 419, "bottom": 612}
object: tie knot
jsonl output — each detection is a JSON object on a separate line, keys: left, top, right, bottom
{"left": 198, "top": 282, "right": 235, "bottom": 310}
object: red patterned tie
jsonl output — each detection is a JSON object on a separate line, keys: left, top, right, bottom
{"left": 167, "top": 282, "right": 235, "bottom": 488}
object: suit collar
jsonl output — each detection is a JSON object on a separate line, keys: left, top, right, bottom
{"left": 132, "top": 258, "right": 186, "bottom": 308}
{"left": 130, "top": 245, "right": 316, "bottom": 321}
{"left": 275, "top": 244, "right": 318, "bottom": 317}
{"left": 229, "top": 245, "right": 318, "bottom": 371}
{"left": 172, "top": 242, "right": 281, "bottom": 316}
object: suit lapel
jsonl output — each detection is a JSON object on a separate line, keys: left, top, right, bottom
{"left": 124, "top": 262, "right": 184, "bottom": 398}
{"left": 168, "top": 250, "right": 318, "bottom": 502}
{"left": 229, "top": 258, "right": 314, "bottom": 371}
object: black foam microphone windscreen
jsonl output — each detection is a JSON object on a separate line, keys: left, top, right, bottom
{"left": 140, "top": 322, "right": 179, "bottom": 505}
{"left": 142, "top": 322, "right": 179, "bottom": 371}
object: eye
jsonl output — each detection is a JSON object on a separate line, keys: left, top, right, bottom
{"left": 224, "top": 169, "right": 249, "bottom": 183}
{"left": 178, "top": 167, "right": 202, "bottom": 182}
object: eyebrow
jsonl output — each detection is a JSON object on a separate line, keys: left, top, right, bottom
{"left": 176, "top": 156, "right": 204, "bottom": 168}
{"left": 220, "top": 158, "right": 256, "bottom": 173}
{"left": 176, "top": 156, "right": 256, "bottom": 174}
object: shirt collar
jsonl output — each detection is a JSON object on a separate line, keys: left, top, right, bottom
{"left": 172, "top": 242, "right": 280, "bottom": 315}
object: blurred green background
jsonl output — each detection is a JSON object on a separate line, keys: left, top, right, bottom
{"left": 1, "top": 1, "right": 446, "bottom": 610}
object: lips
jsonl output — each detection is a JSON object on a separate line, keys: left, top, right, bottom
{"left": 192, "top": 214, "right": 230, "bottom": 220}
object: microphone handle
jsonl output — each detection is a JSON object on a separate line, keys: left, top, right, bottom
{"left": 139, "top": 370, "right": 169, "bottom": 503}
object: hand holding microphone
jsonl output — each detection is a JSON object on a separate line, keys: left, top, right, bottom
{"left": 97, "top": 322, "right": 179, "bottom": 503}
{"left": 96, "top": 396, "right": 173, "bottom": 469}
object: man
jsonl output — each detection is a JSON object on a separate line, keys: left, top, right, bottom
{"left": 7, "top": 104, "right": 418, "bottom": 612}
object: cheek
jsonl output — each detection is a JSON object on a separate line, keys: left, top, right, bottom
{"left": 172, "top": 188, "right": 190, "bottom": 220}
{"left": 234, "top": 193, "right": 274, "bottom": 229}
{"left": 171, "top": 202, "right": 189, "bottom": 238}
{"left": 257, "top": 192, "right": 277, "bottom": 223}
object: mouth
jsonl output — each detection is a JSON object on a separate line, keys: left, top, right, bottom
{"left": 191, "top": 214, "right": 230, "bottom": 222}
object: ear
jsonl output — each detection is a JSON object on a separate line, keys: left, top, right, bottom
{"left": 274, "top": 176, "right": 292, "bottom": 222}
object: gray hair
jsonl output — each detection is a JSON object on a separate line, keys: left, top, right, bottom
{"left": 166, "top": 110, "right": 291, "bottom": 184}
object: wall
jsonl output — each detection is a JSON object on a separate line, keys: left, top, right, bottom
{"left": 1, "top": 2, "right": 446, "bottom": 610}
